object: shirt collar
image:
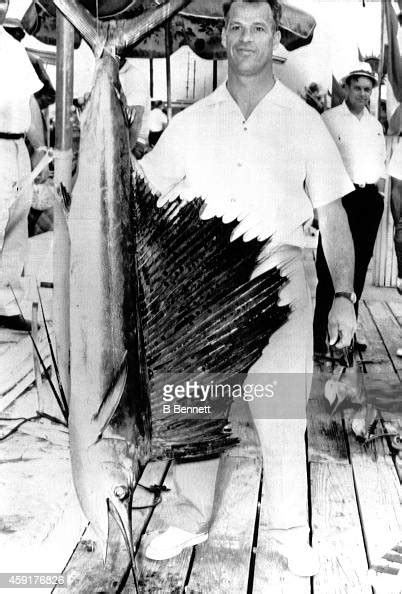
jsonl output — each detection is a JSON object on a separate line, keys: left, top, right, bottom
{"left": 341, "top": 100, "right": 370, "bottom": 120}
{"left": 204, "top": 79, "right": 286, "bottom": 110}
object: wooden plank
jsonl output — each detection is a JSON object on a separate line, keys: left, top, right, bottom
{"left": 310, "top": 462, "right": 371, "bottom": 593}
{"left": 350, "top": 456, "right": 402, "bottom": 594}
{"left": 0, "top": 432, "right": 86, "bottom": 579}
{"left": 366, "top": 301, "right": 402, "bottom": 380}
{"left": 58, "top": 461, "right": 169, "bottom": 593}
{"left": 358, "top": 302, "right": 396, "bottom": 377}
{"left": 135, "top": 463, "right": 196, "bottom": 594}
{"left": 307, "top": 371, "right": 349, "bottom": 464}
{"left": 0, "top": 328, "right": 51, "bottom": 411}
{"left": 253, "top": 478, "right": 310, "bottom": 594}
{"left": 186, "top": 456, "right": 262, "bottom": 594}
{"left": 388, "top": 300, "right": 402, "bottom": 325}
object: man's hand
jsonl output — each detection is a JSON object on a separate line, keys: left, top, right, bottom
{"left": 133, "top": 141, "right": 147, "bottom": 159}
{"left": 327, "top": 297, "right": 357, "bottom": 348}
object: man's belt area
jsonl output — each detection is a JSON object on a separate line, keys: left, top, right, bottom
{"left": 0, "top": 132, "right": 25, "bottom": 140}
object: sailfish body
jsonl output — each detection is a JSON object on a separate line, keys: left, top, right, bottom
{"left": 68, "top": 50, "right": 290, "bottom": 571}
{"left": 68, "top": 52, "right": 150, "bottom": 559}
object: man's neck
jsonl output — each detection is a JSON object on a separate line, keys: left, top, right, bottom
{"left": 345, "top": 99, "right": 365, "bottom": 120}
{"left": 227, "top": 70, "right": 276, "bottom": 120}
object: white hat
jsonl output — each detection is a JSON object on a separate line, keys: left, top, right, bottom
{"left": 344, "top": 63, "right": 377, "bottom": 87}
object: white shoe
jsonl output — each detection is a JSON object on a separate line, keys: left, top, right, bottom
{"left": 397, "top": 278, "right": 402, "bottom": 295}
{"left": 277, "top": 542, "right": 320, "bottom": 577}
{"left": 145, "top": 527, "right": 208, "bottom": 561}
{"left": 397, "top": 347, "right": 402, "bottom": 358}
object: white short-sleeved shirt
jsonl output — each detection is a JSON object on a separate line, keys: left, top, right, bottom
{"left": 119, "top": 60, "right": 151, "bottom": 144}
{"left": 322, "top": 101, "right": 386, "bottom": 185}
{"left": 149, "top": 108, "right": 168, "bottom": 133}
{"left": 0, "top": 27, "right": 42, "bottom": 133}
{"left": 141, "top": 80, "right": 354, "bottom": 246}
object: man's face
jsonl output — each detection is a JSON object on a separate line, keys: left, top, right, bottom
{"left": 345, "top": 76, "right": 374, "bottom": 112}
{"left": 222, "top": 2, "right": 281, "bottom": 77}
{"left": 0, "top": 0, "right": 9, "bottom": 26}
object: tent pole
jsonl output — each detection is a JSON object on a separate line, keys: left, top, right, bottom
{"left": 213, "top": 60, "right": 218, "bottom": 90}
{"left": 149, "top": 58, "right": 154, "bottom": 99}
{"left": 165, "top": 20, "right": 172, "bottom": 121}
{"left": 53, "top": 8, "right": 74, "bottom": 404}
{"left": 377, "top": 0, "right": 385, "bottom": 119}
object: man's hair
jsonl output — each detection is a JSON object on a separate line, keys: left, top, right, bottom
{"left": 222, "top": 0, "right": 282, "bottom": 29}
{"left": 345, "top": 74, "right": 374, "bottom": 88}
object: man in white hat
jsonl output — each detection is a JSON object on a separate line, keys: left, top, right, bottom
{"left": 313, "top": 64, "right": 386, "bottom": 354}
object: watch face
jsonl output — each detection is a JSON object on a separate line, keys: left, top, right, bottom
{"left": 351, "top": 292, "right": 357, "bottom": 304}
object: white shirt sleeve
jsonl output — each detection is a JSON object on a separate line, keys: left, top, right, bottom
{"left": 139, "top": 115, "right": 186, "bottom": 196}
{"left": 304, "top": 114, "right": 355, "bottom": 208}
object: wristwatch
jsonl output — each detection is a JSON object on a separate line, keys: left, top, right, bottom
{"left": 334, "top": 291, "right": 357, "bottom": 304}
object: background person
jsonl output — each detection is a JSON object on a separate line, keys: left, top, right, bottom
{"left": 304, "top": 81, "right": 327, "bottom": 114}
{"left": 118, "top": 57, "right": 151, "bottom": 158}
{"left": 313, "top": 65, "right": 386, "bottom": 354}
{"left": 148, "top": 100, "right": 168, "bottom": 147}
{"left": 0, "top": 0, "right": 48, "bottom": 332}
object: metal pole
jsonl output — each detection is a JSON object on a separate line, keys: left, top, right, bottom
{"left": 149, "top": 58, "right": 154, "bottom": 99}
{"left": 164, "top": 20, "right": 172, "bottom": 121}
{"left": 53, "top": 8, "right": 74, "bottom": 404}
{"left": 377, "top": 0, "right": 385, "bottom": 120}
{"left": 212, "top": 59, "right": 218, "bottom": 91}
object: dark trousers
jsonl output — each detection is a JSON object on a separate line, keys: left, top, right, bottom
{"left": 313, "top": 185, "right": 384, "bottom": 351}
{"left": 390, "top": 177, "right": 402, "bottom": 278}
{"left": 148, "top": 130, "right": 163, "bottom": 147}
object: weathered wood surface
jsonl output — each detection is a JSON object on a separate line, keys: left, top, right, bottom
{"left": 366, "top": 301, "right": 402, "bottom": 380}
{"left": 310, "top": 462, "right": 372, "bottom": 593}
{"left": 388, "top": 300, "right": 402, "bottom": 325}
{"left": 1, "top": 240, "right": 402, "bottom": 594}
{"left": 0, "top": 429, "right": 85, "bottom": 584}
{"left": 346, "top": 300, "right": 402, "bottom": 594}
{"left": 186, "top": 456, "right": 261, "bottom": 594}
{"left": 307, "top": 371, "right": 349, "bottom": 464}
{"left": 253, "top": 477, "right": 310, "bottom": 594}
{"left": 0, "top": 327, "right": 51, "bottom": 412}
{"left": 57, "top": 461, "right": 170, "bottom": 593}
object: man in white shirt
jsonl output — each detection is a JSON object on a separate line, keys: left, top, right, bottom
{"left": 313, "top": 66, "right": 386, "bottom": 354}
{"left": 140, "top": 0, "right": 356, "bottom": 575}
{"left": 0, "top": 0, "right": 47, "bottom": 331}
{"left": 118, "top": 58, "right": 151, "bottom": 158}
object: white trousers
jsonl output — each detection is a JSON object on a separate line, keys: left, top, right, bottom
{"left": 170, "top": 245, "right": 313, "bottom": 540}
{"left": 0, "top": 138, "right": 32, "bottom": 316}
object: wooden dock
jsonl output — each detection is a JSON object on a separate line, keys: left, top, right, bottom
{"left": 0, "top": 249, "right": 401, "bottom": 593}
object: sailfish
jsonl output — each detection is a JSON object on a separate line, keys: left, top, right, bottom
{"left": 50, "top": 0, "right": 291, "bottom": 588}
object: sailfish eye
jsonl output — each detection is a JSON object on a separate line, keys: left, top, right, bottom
{"left": 114, "top": 485, "right": 129, "bottom": 500}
